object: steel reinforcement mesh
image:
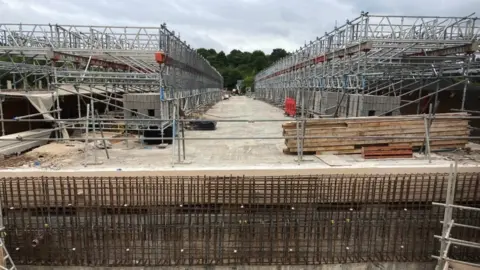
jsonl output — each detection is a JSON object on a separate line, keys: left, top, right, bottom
{"left": 1, "top": 173, "right": 479, "bottom": 266}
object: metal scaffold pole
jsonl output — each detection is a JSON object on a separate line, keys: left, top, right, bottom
{"left": 0, "top": 95, "right": 5, "bottom": 136}
{"left": 432, "top": 161, "right": 480, "bottom": 269}
{"left": 0, "top": 200, "right": 17, "bottom": 270}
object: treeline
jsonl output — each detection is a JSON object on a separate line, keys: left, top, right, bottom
{"left": 196, "top": 48, "right": 289, "bottom": 90}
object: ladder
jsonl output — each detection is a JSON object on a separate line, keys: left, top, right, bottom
{"left": 432, "top": 162, "right": 480, "bottom": 270}
{"left": 0, "top": 198, "right": 16, "bottom": 270}
{"left": 0, "top": 234, "right": 16, "bottom": 270}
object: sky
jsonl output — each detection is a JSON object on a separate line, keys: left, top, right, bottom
{"left": 1, "top": 0, "right": 479, "bottom": 54}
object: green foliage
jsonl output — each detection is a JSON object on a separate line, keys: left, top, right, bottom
{"left": 243, "top": 75, "right": 254, "bottom": 89}
{"left": 197, "top": 48, "right": 289, "bottom": 89}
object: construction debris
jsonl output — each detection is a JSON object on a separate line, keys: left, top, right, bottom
{"left": 189, "top": 120, "right": 217, "bottom": 130}
{"left": 282, "top": 113, "right": 470, "bottom": 155}
{"left": 94, "top": 139, "right": 112, "bottom": 149}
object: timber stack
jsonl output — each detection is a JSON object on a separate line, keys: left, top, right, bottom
{"left": 282, "top": 113, "right": 470, "bottom": 155}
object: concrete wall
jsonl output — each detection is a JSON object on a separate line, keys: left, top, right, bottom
{"left": 347, "top": 94, "right": 401, "bottom": 117}
{"left": 123, "top": 93, "right": 168, "bottom": 119}
{"left": 319, "top": 91, "right": 345, "bottom": 116}
{"left": 1, "top": 94, "right": 108, "bottom": 136}
{"left": 401, "top": 85, "right": 480, "bottom": 140}
{"left": 315, "top": 92, "right": 400, "bottom": 117}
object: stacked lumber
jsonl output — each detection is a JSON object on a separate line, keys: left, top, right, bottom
{"left": 362, "top": 144, "right": 413, "bottom": 159}
{"left": 282, "top": 113, "right": 470, "bottom": 155}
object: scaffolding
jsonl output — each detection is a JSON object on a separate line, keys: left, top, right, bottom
{"left": 433, "top": 162, "right": 480, "bottom": 269}
{"left": 254, "top": 13, "right": 480, "bottom": 118}
{"left": 0, "top": 14, "right": 479, "bottom": 167}
{"left": 0, "top": 23, "right": 223, "bottom": 163}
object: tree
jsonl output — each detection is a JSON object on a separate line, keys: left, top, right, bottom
{"left": 227, "top": 49, "right": 244, "bottom": 68}
{"left": 196, "top": 47, "right": 288, "bottom": 88}
{"left": 222, "top": 67, "right": 243, "bottom": 89}
{"left": 243, "top": 75, "right": 254, "bottom": 88}
{"left": 269, "top": 48, "right": 288, "bottom": 64}
{"left": 215, "top": 51, "right": 228, "bottom": 68}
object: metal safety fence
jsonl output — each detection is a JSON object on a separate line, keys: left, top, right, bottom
{"left": 0, "top": 173, "right": 479, "bottom": 266}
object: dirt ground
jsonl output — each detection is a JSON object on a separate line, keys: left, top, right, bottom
{"left": 0, "top": 142, "right": 85, "bottom": 169}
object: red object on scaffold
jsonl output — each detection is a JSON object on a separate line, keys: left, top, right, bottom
{"left": 284, "top": 98, "right": 296, "bottom": 117}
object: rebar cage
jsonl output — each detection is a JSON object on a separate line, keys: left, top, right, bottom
{"left": 1, "top": 173, "right": 479, "bottom": 266}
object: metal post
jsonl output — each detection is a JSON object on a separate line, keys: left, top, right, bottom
{"left": 417, "top": 80, "right": 424, "bottom": 114}
{"left": 91, "top": 100, "right": 98, "bottom": 165}
{"left": 435, "top": 163, "right": 457, "bottom": 270}
{"left": 96, "top": 110, "right": 110, "bottom": 159}
{"left": 75, "top": 86, "right": 82, "bottom": 118}
{"left": 433, "top": 79, "right": 440, "bottom": 114}
{"left": 295, "top": 110, "right": 301, "bottom": 164}
{"left": 177, "top": 101, "right": 181, "bottom": 163}
{"left": 83, "top": 104, "right": 90, "bottom": 164}
{"left": 423, "top": 104, "right": 432, "bottom": 163}
{"left": 26, "top": 101, "right": 31, "bottom": 131}
{"left": 53, "top": 67, "right": 63, "bottom": 140}
{"left": 171, "top": 104, "right": 176, "bottom": 167}
{"left": 461, "top": 55, "right": 471, "bottom": 110}
{"left": 0, "top": 95, "right": 5, "bottom": 136}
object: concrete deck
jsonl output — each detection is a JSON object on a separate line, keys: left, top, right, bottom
{"left": 1, "top": 96, "right": 479, "bottom": 175}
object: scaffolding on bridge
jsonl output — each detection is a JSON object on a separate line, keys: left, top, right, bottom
{"left": 0, "top": 23, "right": 223, "bottom": 164}
{"left": 254, "top": 12, "right": 480, "bottom": 119}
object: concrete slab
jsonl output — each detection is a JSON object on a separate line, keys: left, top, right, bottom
{"left": 0, "top": 96, "right": 479, "bottom": 174}
{"left": 316, "top": 154, "right": 351, "bottom": 166}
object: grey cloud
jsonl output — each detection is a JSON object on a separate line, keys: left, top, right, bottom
{"left": 1, "top": 0, "right": 479, "bottom": 52}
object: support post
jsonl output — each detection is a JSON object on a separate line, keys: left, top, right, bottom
{"left": 171, "top": 104, "right": 176, "bottom": 167}
{"left": 96, "top": 110, "right": 110, "bottom": 159}
{"left": 423, "top": 104, "right": 432, "bottom": 163}
{"left": 177, "top": 101, "right": 181, "bottom": 164}
{"left": 416, "top": 80, "right": 424, "bottom": 114}
{"left": 0, "top": 95, "right": 5, "bottom": 136}
{"left": 75, "top": 85, "right": 81, "bottom": 118}
{"left": 461, "top": 55, "right": 471, "bottom": 111}
{"left": 83, "top": 104, "right": 90, "bottom": 164}
{"left": 91, "top": 100, "right": 98, "bottom": 165}
{"left": 435, "top": 163, "right": 457, "bottom": 270}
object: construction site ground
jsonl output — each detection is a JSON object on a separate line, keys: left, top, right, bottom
{"left": 1, "top": 96, "right": 480, "bottom": 174}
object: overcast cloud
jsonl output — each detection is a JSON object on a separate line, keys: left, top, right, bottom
{"left": 1, "top": 0, "right": 479, "bottom": 53}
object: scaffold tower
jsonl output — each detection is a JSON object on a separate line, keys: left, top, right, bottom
{"left": 255, "top": 12, "right": 480, "bottom": 118}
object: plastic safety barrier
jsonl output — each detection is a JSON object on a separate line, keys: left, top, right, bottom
{"left": 284, "top": 98, "right": 296, "bottom": 117}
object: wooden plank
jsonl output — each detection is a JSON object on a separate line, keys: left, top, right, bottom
{"left": 283, "top": 119, "right": 467, "bottom": 130}
{"left": 285, "top": 130, "right": 470, "bottom": 148}
{"left": 281, "top": 113, "right": 468, "bottom": 128}
{"left": 286, "top": 141, "right": 467, "bottom": 153}
{"left": 315, "top": 149, "right": 362, "bottom": 155}
{"left": 282, "top": 122, "right": 469, "bottom": 136}
{"left": 363, "top": 155, "right": 413, "bottom": 160}
{"left": 287, "top": 139, "right": 469, "bottom": 153}
{"left": 284, "top": 126, "right": 469, "bottom": 138}
{"left": 362, "top": 144, "right": 411, "bottom": 151}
